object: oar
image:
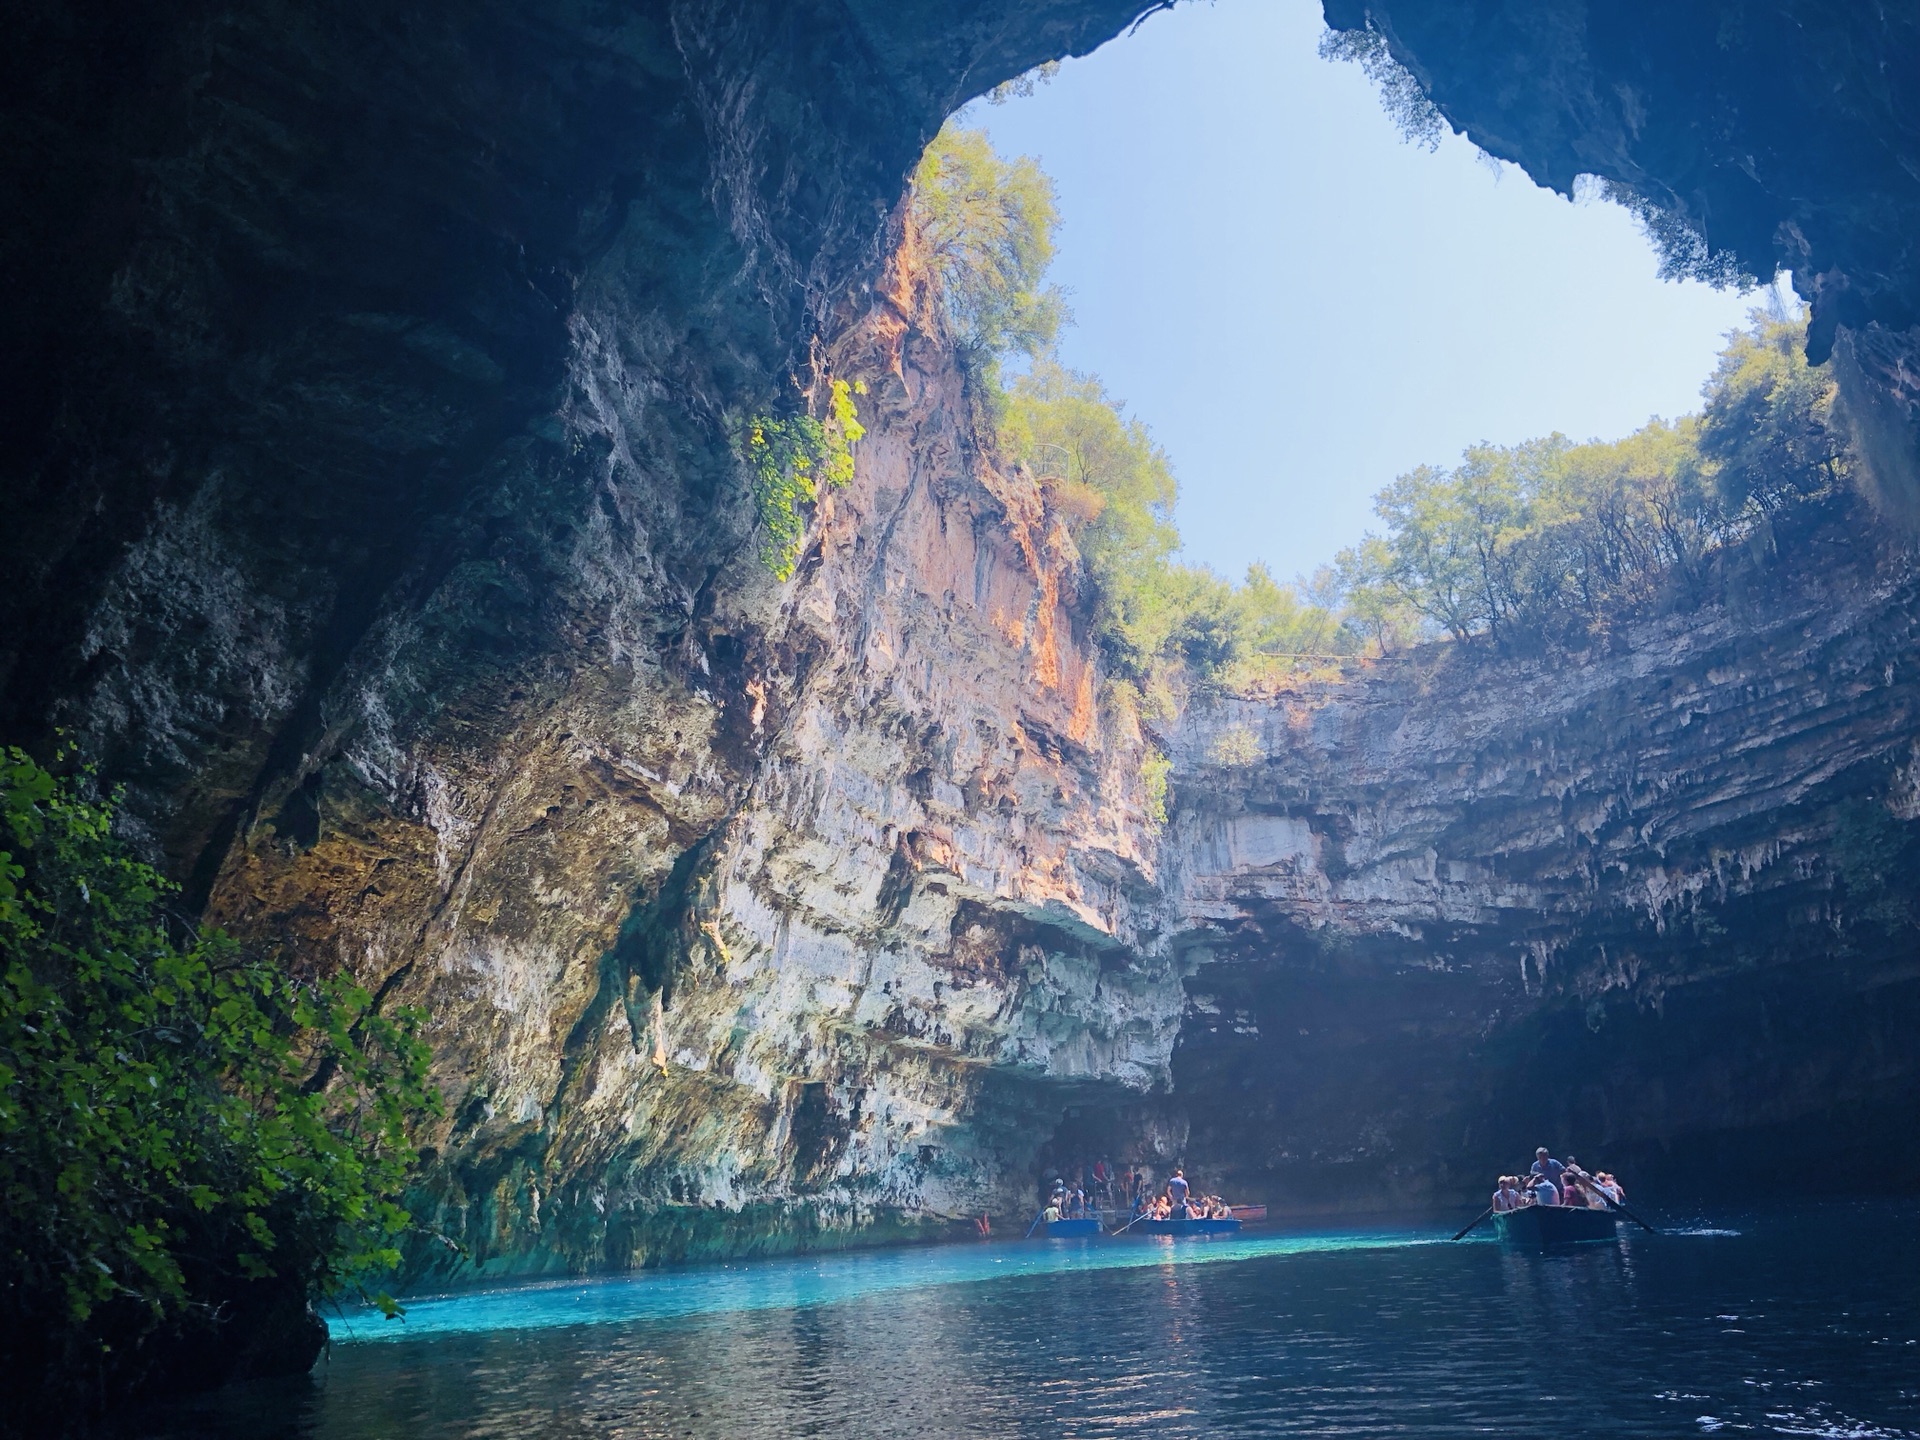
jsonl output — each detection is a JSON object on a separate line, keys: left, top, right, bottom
{"left": 1558, "top": 1169, "right": 1658, "bottom": 1235}
{"left": 1024, "top": 1211, "right": 1045, "bottom": 1239}
{"left": 1111, "top": 1210, "right": 1150, "bottom": 1236}
{"left": 1451, "top": 1205, "right": 1495, "bottom": 1241}
{"left": 1588, "top": 1186, "right": 1658, "bottom": 1235}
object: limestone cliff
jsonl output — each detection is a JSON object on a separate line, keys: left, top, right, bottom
{"left": 1159, "top": 511, "right": 1920, "bottom": 1206}
{"left": 198, "top": 243, "right": 1184, "bottom": 1272}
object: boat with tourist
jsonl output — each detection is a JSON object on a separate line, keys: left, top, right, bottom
{"left": 1456, "top": 1148, "right": 1644, "bottom": 1248}
{"left": 1028, "top": 1162, "right": 1249, "bottom": 1239}
{"left": 1491, "top": 1202, "right": 1617, "bottom": 1248}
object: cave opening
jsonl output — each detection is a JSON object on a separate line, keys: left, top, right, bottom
{"left": 908, "top": 0, "right": 1884, "bottom": 1217}
{"left": 6, "top": 0, "right": 1920, "bottom": 1418}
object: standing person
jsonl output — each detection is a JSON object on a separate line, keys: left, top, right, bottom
{"left": 1529, "top": 1148, "right": 1566, "bottom": 1187}
{"left": 1167, "top": 1168, "right": 1190, "bottom": 1215}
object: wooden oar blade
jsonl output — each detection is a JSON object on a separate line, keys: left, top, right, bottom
{"left": 1451, "top": 1205, "right": 1494, "bottom": 1240}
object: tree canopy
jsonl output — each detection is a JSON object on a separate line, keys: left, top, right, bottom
{"left": 1333, "top": 316, "right": 1852, "bottom": 652}
{"left": 911, "top": 124, "right": 1066, "bottom": 372}
{"left": 908, "top": 128, "right": 1350, "bottom": 690}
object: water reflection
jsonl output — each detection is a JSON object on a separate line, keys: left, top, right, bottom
{"left": 146, "top": 1203, "right": 1919, "bottom": 1440}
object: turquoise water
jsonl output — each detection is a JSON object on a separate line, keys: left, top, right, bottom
{"left": 329, "top": 1227, "right": 1428, "bottom": 1344}
{"left": 147, "top": 1202, "right": 1920, "bottom": 1438}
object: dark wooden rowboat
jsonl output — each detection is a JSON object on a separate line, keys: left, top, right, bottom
{"left": 1227, "top": 1204, "right": 1268, "bottom": 1223}
{"left": 1491, "top": 1204, "right": 1618, "bottom": 1248}
{"left": 1131, "top": 1216, "right": 1242, "bottom": 1237}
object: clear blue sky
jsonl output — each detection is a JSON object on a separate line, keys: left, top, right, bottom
{"left": 961, "top": 0, "right": 1761, "bottom": 585}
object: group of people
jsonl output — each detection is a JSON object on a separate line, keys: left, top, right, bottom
{"left": 1039, "top": 1162, "right": 1235, "bottom": 1224}
{"left": 1043, "top": 1158, "right": 1132, "bottom": 1215}
{"left": 1491, "top": 1147, "right": 1626, "bottom": 1212}
{"left": 1132, "top": 1167, "right": 1234, "bottom": 1222}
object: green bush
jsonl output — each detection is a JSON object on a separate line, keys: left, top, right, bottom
{"left": 746, "top": 377, "right": 866, "bottom": 580}
{"left": 0, "top": 749, "right": 438, "bottom": 1418}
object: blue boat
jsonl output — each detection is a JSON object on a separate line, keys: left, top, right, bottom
{"left": 1038, "top": 1217, "right": 1102, "bottom": 1238}
{"left": 1129, "top": 1216, "right": 1242, "bottom": 1237}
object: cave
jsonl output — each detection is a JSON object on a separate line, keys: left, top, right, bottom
{"left": 4, "top": 0, "right": 1920, "bottom": 1411}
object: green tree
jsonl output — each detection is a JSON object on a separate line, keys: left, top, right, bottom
{"left": 0, "top": 750, "right": 439, "bottom": 1421}
{"left": 1327, "top": 316, "right": 1852, "bottom": 653}
{"left": 910, "top": 124, "right": 1066, "bottom": 372}
{"left": 1699, "top": 316, "right": 1850, "bottom": 516}
{"left": 912, "top": 129, "right": 1352, "bottom": 688}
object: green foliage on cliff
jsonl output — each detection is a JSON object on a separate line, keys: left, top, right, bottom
{"left": 746, "top": 378, "right": 867, "bottom": 580}
{"left": 911, "top": 124, "right": 1065, "bottom": 374}
{"left": 908, "top": 128, "right": 1349, "bottom": 688}
{"left": 1331, "top": 316, "right": 1851, "bottom": 651}
{"left": 0, "top": 750, "right": 438, "bottom": 1411}
{"left": 1317, "top": 24, "right": 1446, "bottom": 151}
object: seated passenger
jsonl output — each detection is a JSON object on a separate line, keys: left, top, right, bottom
{"left": 1598, "top": 1173, "right": 1624, "bottom": 1203}
{"left": 1530, "top": 1174, "right": 1561, "bottom": 1207}
{"left": 1043, "top": 1202, "right": 1061, "bottom": 1224}
{"left": 1492, "top": 1176, "right": 1522, "bottom": 1213}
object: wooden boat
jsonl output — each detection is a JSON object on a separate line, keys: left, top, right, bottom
{"left": 1491, "top": 1204, "right": 1617, "bottom": 1248}
{"left": 1227, "top": 1204, "right": 1268, "bottom": 1224}
{"left": 1130, "top": 1215, "right": 1242, "bottom": 1237}
{"left": 1039, "top": 1216, "right": 1102, "bottom": 1238}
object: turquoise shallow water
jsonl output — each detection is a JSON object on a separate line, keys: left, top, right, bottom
{"left": 147, "top": 1202, "right": 1920, "bottom": 1439}
{"left": 328, "top": 1227, "right": 1429, "bottom": 1344}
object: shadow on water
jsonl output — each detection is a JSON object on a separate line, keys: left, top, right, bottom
{"left": 142, "top": 1201, "right": 1920, "bottom": 1440}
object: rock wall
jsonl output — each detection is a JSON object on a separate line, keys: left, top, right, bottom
{"left": 1156, "top": 513, "right": 1920, "bottom": 1207}
{"left": 194, "top": 237, "right": 1188, "bottom": 1273}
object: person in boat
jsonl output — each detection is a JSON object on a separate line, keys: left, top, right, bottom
{"left": 1167, "top": 1168, "right": 1190, "bottom": 1214}
{"left": 1596, "top": 1172, "right": 1624, "bottom": 1204}
{"left": 1492, "top": 1176, "right": 1523, "bottom": 1212}
{"left": 1528, "top": 1171, "right": 1561, "bottom": 1207}
{"left": 1529, "top": 1147, "right": 1566, "bottom": 1188}
{"left": 1043, "top": 1200, "right": 1062, "bottom": 1225}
